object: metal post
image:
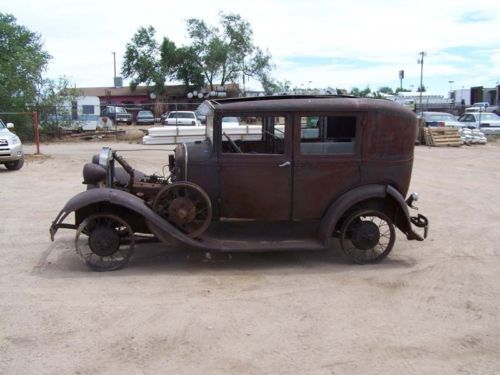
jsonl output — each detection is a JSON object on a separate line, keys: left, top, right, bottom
{"left": 33, "top": 111, "right": 40, "bottom": 154}
{"left": 112, "top": 51, "right": 116, "bottom": 81}
{"left": 418, "top": 51, "right": 426, "bottom": 113}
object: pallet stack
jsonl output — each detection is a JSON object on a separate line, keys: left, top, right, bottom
{"left": 423, "top": 127, "right": 462, "bottom": 147}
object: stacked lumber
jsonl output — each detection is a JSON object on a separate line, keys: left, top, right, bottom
{"left": 423, "top": 127, "right": 462, "bottom": 147}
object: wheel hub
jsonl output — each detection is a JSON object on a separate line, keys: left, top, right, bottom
{"left": 168, "top": 197, "right": 196, "bottom": 225}
{"left": 351, "top": 221, "right": 380, "bottom": 250}
{"left": 89, "top": 227, "right": 120, "bottom": 256}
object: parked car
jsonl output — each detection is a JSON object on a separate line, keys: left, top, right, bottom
{"left": 0, "top": 119, "right": 24, "bottom": 170}
{"left": 419, "top": 112, "right": 463, "bottom": 128}
{"left": 50, "top": 96, "right": 429, "bottom": 271}
{"left": 458, "top": 112, "right": 500, "bottom": 134}
{"left": 163, "top": 111, "right": 201, "bottom": 126}
{"left": 100, "top": 106, "right": 133, "bottom": 125}
{"left": 136, "top": 110, "right": 155, "bottom": 125}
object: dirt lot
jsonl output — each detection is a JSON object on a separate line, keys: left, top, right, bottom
{"left": 1, "top": 140, "right": 499, "bottom": 374}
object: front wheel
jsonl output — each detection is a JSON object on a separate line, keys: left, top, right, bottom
{"left": 4, "top": 157, "right": 24, "bottom": 170}
{"left": 339, "top": 209, "right": 395, "bottom": 264}
{"left": 75, "top": 213, "right": 135, "bottom": 271}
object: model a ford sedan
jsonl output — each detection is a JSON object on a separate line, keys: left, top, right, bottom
{"left": 50, "top": 96, "right": 428, "bottom": 271}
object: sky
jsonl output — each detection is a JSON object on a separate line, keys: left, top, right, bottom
{"left": 2, "top": 0, "right": 500, "bottom": 96}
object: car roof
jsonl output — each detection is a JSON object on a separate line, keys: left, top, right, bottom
{"left": 206, "top": 95, "right": 414, "bottom": 116}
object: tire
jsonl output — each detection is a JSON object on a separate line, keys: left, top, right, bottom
{"left": 339, "top": 209, "right": 396, "bottom": 264}
{"left": 4, "top": 157, "right": 24, "bottom": 171}
{"left": 75, "top": 213, "right": 135, "bottom": 271}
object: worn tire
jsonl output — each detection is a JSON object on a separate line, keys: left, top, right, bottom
{"left": 4, "top": 157, "right": 24, "bottom": 171}
{"left": 339, "top": 209, "right": 396, "bottom": 264}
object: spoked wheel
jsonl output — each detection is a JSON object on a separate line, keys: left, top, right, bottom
{"left": 75, "top": 214, "right": 135, "bottom": 271}
{"left": 340, "top": 209, "right": 395, "bottom": 264}
{"left": 153, "top": 181, "right": 212, "bottom": 238}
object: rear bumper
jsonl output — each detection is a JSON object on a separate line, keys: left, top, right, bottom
{"left": 407, "top": 213, "right": 429, "bottom": 241}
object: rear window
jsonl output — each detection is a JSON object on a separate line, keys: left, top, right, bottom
{"left": 300, "top": 115, "right": 356, "bottom": 155}
{"left": 169, "top": 112, "right": 195, "bottom": 119}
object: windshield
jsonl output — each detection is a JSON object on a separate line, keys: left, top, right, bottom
{"left": 169, "top": 112, "right": 195, "bottom": 119}
{"left": 139, "top": 111, "right": 153, "bottom": 116}
{"left": 0, "top": 119, "right": 5, "bottom": 129}
{"left": 425, "top": 114, "right": 456, "bottom": 121}
{"left": 478, "top": 113, "right": 499, "bottom": 121}
{"left": 115, "top": 107, "right": 127, "bottom": 113}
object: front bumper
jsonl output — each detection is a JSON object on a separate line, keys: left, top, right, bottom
{"left": 0, "top": 143, "right": 23, "bottom": 162}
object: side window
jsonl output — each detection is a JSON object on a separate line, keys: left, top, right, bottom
{"left": 82, "top": 105, "right": 94, "bottom": 115}
{"left": 222, "top": 116, "right": 285, "bottom": 154}
{"left": 300, "top": 115, "right": 356, "bottom": 155}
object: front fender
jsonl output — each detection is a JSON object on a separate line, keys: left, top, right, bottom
{"left": 49, "top": 188, "right": 213, "bottom": 250}
{"left": 319, "top": 184, "right": 428, "bottom": 244}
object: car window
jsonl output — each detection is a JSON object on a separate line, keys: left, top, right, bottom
{"left": 300, "top": 115, "right": 356, "bottom": 155}
{"left": 426, "top": 114, "right": 455, "bottom": 121}
{"left": 221, "top": 116, "right": 285, "bottom": 155}
{"left": 116, "top": 107, "right": 127, "bottom": 113}
{"left": 169, "top": 112, "right": 195, "bottom": 119}
{"left": 0, "top": 120, "right": 5, "bottom": 129}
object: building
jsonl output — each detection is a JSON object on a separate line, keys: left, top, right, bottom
{"left": 450, "top": 85, "right": 500, "bottom": 107}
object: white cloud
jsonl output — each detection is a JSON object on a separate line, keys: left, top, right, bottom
{"left": 3, "top": 0, "right": 500, "bottom": 94}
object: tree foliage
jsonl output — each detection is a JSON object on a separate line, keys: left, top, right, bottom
{"left": 350, "top": 87, "right": 371, "bottom": 97}
{"left": 122, "top": 12, "right": 274, "bottom": 93}
{"left": 186, "top": 12, "right": 272, "bottom": 90}
{"left": 0, "top": 13, "right": 51, "bottom": 112}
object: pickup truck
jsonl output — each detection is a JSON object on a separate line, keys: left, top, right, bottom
{"left": 162, "top": 111, "right": 201, "bottom": 126}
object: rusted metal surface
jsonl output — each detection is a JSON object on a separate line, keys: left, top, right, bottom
{"left": 51, "top": 96, "right": 429, "bottom": 269}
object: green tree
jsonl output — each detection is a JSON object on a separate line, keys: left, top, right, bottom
{"left": 186, "top": 12, "right": 273, "bottom": 90}
{"left": 350, "top": 87, "right": 371, "bottom": 97}
{"left": 395, "top": 87, "right": 411, "bottom": 93}
{"left": 0, "top": 13, "right": 51, "bottom": 112}
{"left": 0, "top": 13, "right": 51, "bottom": 140}
{"left": 378, "top": 86, "right": 394, "bottom": 95}
{"left": 122, "top": 26, "right": 166, "bottom": 94}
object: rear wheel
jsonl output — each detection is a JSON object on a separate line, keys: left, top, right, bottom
{"left": 340, "top": 209, "right": 395, "bottom": 264}
{"left": 4, "top": 157, "right": 24, "bottom": 170}
{"left": 75, "top": 213, "right": 135, "bottom": 271}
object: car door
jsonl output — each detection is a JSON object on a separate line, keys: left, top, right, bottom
{"left": 218, "top": 114, "right": 292, "bottom": 220}
{"left": 292, "top": 113, "right": 361, "bottom": 220}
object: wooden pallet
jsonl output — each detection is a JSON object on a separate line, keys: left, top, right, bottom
{"left": 423, "top": 127, "right": 462, "bottom": 147}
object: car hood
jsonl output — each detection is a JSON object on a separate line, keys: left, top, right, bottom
{"left": 0, "top": 128, "right": 14, "bottom": 137}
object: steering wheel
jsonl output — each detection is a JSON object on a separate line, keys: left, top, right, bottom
{"left": 223, "top": 132, "right": 243, "bottom": 153}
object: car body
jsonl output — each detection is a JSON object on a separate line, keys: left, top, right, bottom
{"left": 458, "top": 112, "right": 500, "bottom": 134}
{"left": 50, "top": 96, "right": 429, "bottom": 271}
{"left": 100, "top": 106, "right": 133, "bottom": 125}
{"left": 163, "top": 111, "right": 201, "bottom": 126}
{"left": 0, "top": 119, "right": 24, "bottom": 170}
{"left": 419, "top": 112, "right": 463, "bottom": 128}
{"left": 136, "top": 110, "right": 155, "bottom": 125}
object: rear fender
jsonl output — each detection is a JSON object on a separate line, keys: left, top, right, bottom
{"left": 49, "top": 188, "right": 211, "bottom": 250}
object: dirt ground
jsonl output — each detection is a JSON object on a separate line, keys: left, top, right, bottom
{"left": 0, "top": 140, "right": 499, "bottom": 374}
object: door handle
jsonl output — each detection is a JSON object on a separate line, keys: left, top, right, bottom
{"left": 278, "top": 161, "right": 291, "bottom": 168}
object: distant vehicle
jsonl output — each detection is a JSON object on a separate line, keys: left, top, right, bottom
{"left": 101, "top": 106, "right": 133, "bottom": 125}
{"left": 160, "top": 112, "right": 170, "bottom": 124}
{"left": 221, "top": 116, "right": 240, "bottom": 127}
{"left": 465, "top": 102, "right": 490, "bottom": 113}
{"left": 136, "top": 110, "right": 155, "bottom": 125}
{"left": 0, "top": 119, "right": 24, "bottom": 170}
{"left": 163, "top": 111, "right": 202, "bottom": 126}
{"left": 419, "top": 112, "right": 463, "bottom": 128}
{"left": 458, "top": 112, "right": 500, "bottom": 134}
{"left": 49, "top": 96, "right": 101, "bottom": 132}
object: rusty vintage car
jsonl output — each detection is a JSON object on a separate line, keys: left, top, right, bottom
{"left": 50, "top": 96, "right": 428, "bottom": 271}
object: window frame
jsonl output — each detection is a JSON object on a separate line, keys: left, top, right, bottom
{"left": 295, "top": 112, "right": 361, "bottom": 159}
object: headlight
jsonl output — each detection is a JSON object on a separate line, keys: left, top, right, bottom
{"left": 10, "top": 136, "right": 20, "bottom": 145}
{"left": 99, "top": 147, "right": 112, "bottom": 168}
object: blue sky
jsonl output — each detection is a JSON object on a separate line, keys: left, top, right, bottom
{"left": 2, "top": 0, "right": 499, "bottom": 95}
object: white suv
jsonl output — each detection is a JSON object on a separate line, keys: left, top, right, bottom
{"left": 0, "top": 119, "right": 24, "bottom": 170}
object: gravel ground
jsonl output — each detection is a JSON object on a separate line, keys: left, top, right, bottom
{"left": 0, "top": 141, "right": 499, "bottom": 374}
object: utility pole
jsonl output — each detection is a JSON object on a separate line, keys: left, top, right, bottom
{"left": 417, "top": 51, "right": 426, "bottom": 112}
{"left": 112, "top": 51, "right": 117, "bottom": 86}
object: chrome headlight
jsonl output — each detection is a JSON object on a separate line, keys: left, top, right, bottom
{"left": 98, "top": 147, "right": 113, "bottom": 186}
{"left": 99, "top": 147, "right": 112, "bottom": 168}
{"left": 10, "top": 136, "right": 20, "bottom": 145}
